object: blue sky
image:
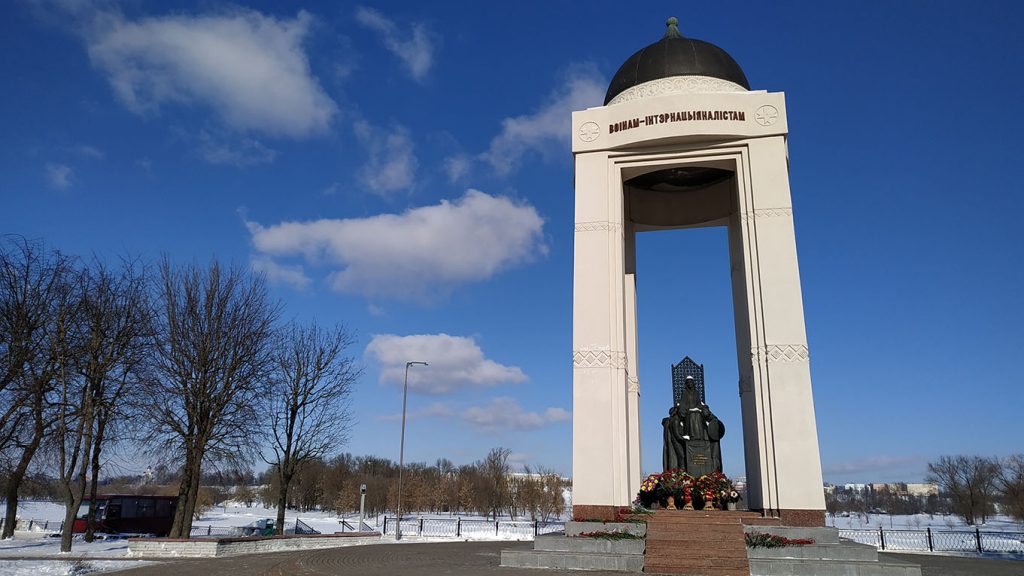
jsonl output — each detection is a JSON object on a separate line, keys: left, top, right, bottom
{"left": 2, "top": 1, "right": 1022, "bottom": 485}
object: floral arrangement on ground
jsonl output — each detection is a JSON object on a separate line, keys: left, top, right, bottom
{"left": 745, "top": 532, "right": 816, "bottom": 548}
{"left": 634, "top": 470, "right": 742, "bottom": 510}
{"left": 578, "top": 530, "right": 644, "bottom": 540}
{"left": 572, "top": 506, "right": 649, "bottom": 523}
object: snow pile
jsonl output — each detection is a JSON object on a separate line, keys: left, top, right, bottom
{"left": 0, "top": 559, "right": 152, "bottom": 576}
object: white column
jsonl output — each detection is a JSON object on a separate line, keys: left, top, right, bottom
{"left": 732, "top": 136, "right": 826, "bottom": 514}
{"left": 624, "top": 222, "right": 642, "bottom": 498}
{"left": 572, "top": 151, "right": 632, "bottom": 510}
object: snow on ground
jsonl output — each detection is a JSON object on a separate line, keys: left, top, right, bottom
{"left": 0, "top": 559, "right": 154, "bottom": 575}
{"left": 0, "top": 531, "right": 131, "bottom": 558}
{"left": 198, "top": 502, "right": 381, "bottom": 534}
{"left": 5, "top": 500, "right": 68, "bottom": 523}
{"left": 827, "top": 512, "right": 1024, "bottom": 532}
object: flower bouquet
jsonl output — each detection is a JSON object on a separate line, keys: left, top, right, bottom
{"left": 696, "top": 471, "right": 742, "bottom": 509}
{"left": 635, "top": 469, "right": 694, "bottom": 509}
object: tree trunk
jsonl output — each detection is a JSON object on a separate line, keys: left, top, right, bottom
{"left": 1, "top": 472, "right": 23, "bottom": 539}
{"left": 59, "top": 425, "right": 92, "bottom": 551}
{"left": 276, "top": 473, "right": 290, "bottom": 536}
{"left": 181, "top": 463, "right": 202, "bottom": 535}
{"left": 1, "top": 434, "right": 41, "bottom": 539}
{"left": 169, "top": 455, "right": 194, "bottom": 538}
{"left": 84, "top": 416, "right": 107, "bottom": 542}
{"left": 59, "top": 384, "right": 93, "bottom": 552}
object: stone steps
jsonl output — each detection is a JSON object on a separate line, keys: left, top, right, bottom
{"left": 645, "top": 543, "right": 749, "bottom": 560}
{"left": 646, "top": 562, "right": 750, "bottom": 576}
{"left": 644, "top": 510, "right": 750, "bottom": 576}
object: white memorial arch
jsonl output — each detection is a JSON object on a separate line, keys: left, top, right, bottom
{"left": 570, "top": 19, "right": 826, "bottom": 526}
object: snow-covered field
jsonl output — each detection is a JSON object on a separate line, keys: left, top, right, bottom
{"left": 827, "top": 511, "right": 1024, "bottom": 532}
{"left": 827, "top": 512, "right": 1024, "bottom": 554}
{"left": 0, "top": 499, "right": 560, "bottom": 574}
{"left": 1, "top": 500, "right": 383, "bottom": 575}
{"left": 3, "top": 499, "right": 380, "bottom": 537}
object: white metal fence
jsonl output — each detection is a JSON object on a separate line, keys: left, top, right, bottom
{"left": 839, "top": 527, "right": 1024, "bottom": 553}
{"left": 381, "top": 517, "right": 564, "bottom": 540}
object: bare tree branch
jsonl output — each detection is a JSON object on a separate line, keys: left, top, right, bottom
{"left": 144, "top": 258, "right": 278, "bottom": 538}
{"left": 263, "top": 321, "right": 359, "bottom": 534}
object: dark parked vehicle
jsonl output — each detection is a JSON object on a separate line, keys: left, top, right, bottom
{"left": 72, "top": 495, "right": 178, "bottom": 536}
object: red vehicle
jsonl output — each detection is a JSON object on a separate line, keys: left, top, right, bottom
{"left": 73, "top": 495, "right": 178, "bottom": 536}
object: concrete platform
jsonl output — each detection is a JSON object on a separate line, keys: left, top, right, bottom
{"left": 127, "top": 531, "right": 380, "bottom": 558}
{"left": 501, "top": 523, "right": 645, "bottom": 572}
{"left": 533, "top": 534, "right": 645, "bottom": 555}
{"left": 744, "top": 525, "right": 922, "bottom": 576}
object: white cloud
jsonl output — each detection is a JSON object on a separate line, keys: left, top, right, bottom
{"left": 376, "top": 401, "right": 454, "bottom": 421}
{"left": 199, "top": 132, "right": 277, "bottom": 166}
{"left": 822, "top": 455, "right": 929, "bottom": 480}
{"left": 45, "top": 163, "right": 73, "bottom": 190}
{"left": 85, "top": 8, "right": 336, "bottom": 138}
{"left": 462, "top": 397, "right": 570, "bottom": 434}
{"left": 482, "top": 66, "right": 605, "bottom": 175}
{"left": 70, "top": 144, "right": 104, "bottom": 159}
{"left": 250, "top": 255, "right": 310, "bottom": 290}
{"left": 245, "top": 189, "right": 546, "bottom": 301}
{"left": 354, "top": 6, "right": 435, "bottom": 81}
{"left": 365, "top": 334, "right": 526, "bottom": 395}
{"left": 354, "top": 121, "right": 417, "bottom": 196}
{"left": 443, "top": 154, "right": 470, "bottom": 183}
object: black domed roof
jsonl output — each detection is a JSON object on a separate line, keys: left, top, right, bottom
{"left": 605, "top": 17, "right": 749, "bottom": 105}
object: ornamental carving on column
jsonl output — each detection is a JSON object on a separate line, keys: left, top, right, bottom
{"left": 751, "top": 344, "right": 809, "bottom": 363}
{"left": 573, "top": 348, "right": 628, "bottom": 369}
{"left": 740, "top": 207, "right": 793, "bottom": 223}
{"left": 574, "top": 221, "right": 623, "bottom": 233}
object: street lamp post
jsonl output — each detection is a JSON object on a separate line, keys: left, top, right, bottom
{"left": 396, "top": 361, "right": 427, "bottom": 540}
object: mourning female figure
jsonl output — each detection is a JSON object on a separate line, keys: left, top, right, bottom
{"left": 662, "top": 376, "right": 725, "bottom": 477}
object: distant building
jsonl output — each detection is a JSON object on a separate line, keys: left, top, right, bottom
{"left": 864, "top": 482, "right": 938, "bottom": 497}
{"left": 906, "top": 483, "right": 938, "bottom": 497}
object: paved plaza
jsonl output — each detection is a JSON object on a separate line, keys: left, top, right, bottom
{"left": 69, "top": 541, "right": 1019, "bottom": 576}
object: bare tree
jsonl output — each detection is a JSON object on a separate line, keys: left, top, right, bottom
{"left": 479, "top": 447, "right": 511, "bottom": 520}
{"left": 48, "top": 267, "right": 90, "bottom": 553}
{"left": 263, "top": 321, "right": 359, "bottom": 534}
{"left": 926, "top": 455, "right": 999, "bottom": 525}
{"left": 997, "top": 454, "right": 1024, "bottom": 523}
{"left": 0, "top": 237, "right": 77, "bottom": 539}
{"left": 145, "top": 258, "right": 278, "bottom": 537}
{"left": 520, "top": 465, "right": 566, "bottom": 522}
{"left": 72, "top": 258, "right": 151, "bottom": 545}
